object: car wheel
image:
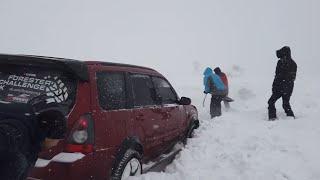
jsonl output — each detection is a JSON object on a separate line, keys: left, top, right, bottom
{"left": 111, "top": 149, "right": 142, "bottom": 180}
{"left": 187, "top": 126, "right": 196, "bottom": 138}
{"left": 183, "top": 126, "right": 196, "bottom": 145}
{"left": 187, "top": 120, "right": 199, "bottom": 139}
{"left": 187, "top": 128, "right": 196, "bottom": 138}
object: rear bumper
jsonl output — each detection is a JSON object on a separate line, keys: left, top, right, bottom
{"left": 28, "top": 150, "right": 113, "bottom": 180}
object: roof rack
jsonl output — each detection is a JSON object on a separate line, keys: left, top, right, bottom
{"left": 97, "top": 62, "right": 156, "bottom": 71}
{"left": 13, "top": 55, "right": 156, "bottom": 71}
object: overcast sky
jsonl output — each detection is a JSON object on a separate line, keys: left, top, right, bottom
{"left": 0, "top": 0, "right": 318, "bottom": 86}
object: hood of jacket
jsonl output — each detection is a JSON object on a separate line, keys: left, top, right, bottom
{"left": 214, "top": 67, "right": 222, "bottom": 75}
{"left": 203, "top": 67, "right": 213, "bottom": 76}
{"left": 277, "top": 46, "right": 292, "bottom": 60}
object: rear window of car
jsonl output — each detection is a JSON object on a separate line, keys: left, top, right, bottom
{"left": 97, "top": 72, "right": 127, "bottom": 111}
{"left": 0, "top": 64, "right": 77, "bottom": 113}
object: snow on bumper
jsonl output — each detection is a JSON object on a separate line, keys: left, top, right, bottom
{"left": 35, "top": 152, "right": 85, "bottom": 168}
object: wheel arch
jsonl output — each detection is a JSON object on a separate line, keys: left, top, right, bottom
{"left": 121, "top": 136, "right": 144, "bottom": 155}
{"left": 112, "top": 136, "right": 144, "bottom": 171}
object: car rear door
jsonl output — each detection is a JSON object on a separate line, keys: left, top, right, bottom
{"left": 93, "top": 69, "right": 131, "bottom": 153}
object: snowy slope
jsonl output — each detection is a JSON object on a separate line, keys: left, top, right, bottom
{"left": 129, "top": 64, "right": 320, "bottom": 180}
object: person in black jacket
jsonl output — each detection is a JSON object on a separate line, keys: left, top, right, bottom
{"left": 268, "top": 46, "right": 297, "bottom": 120}
{"left": 0, "top": 99, "right": 66, "bottom": 180}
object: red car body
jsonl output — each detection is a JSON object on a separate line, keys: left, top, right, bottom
{"left": 0, "top": 55, "right": 198, "bottom": 180}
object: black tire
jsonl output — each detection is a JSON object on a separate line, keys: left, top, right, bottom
{"left": 183, "top": 120, "right": 199, "bottom": 144}
{"left": 187, "top": 126, "right": 196, "bottom": 138}
{"left": 111, "top": 149, "right": 142, "bottom": 180}
{"left": 183, "top": 126, "right": 196, "bottom": 145}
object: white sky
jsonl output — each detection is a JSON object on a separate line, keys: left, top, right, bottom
{"left": 0, "top": 0, "right": 318, "bottom": 86}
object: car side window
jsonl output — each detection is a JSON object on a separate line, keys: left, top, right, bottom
{"left": 130, "top": 74, "right": 156, "bottom": 107}
{"left": 97, "top": 72, "right": 127, "bottom": 110}
{"left": 152, "top": 77, "right": 178, "bottom": 104}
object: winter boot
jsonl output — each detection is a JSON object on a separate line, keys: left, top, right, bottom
{"left": 268, "top": 106, "right": 277, "bottom": 121}
{"left": 283, "top": 106, "right": 295, "bottom": 118}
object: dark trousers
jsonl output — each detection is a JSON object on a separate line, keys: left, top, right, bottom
{"left": 0, "top": 151, "right": 30, "bottom": 180}
{"left": 0, "top": 125, "right": 32, "bottom": 180}
{"left": 210, "top": 95, "right": 223, "bottom": 118}
{"left": 268, "top": 90, "right": 294, "bottom": 119}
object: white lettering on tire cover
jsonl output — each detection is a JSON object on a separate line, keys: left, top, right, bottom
{"left": 45, "top": 76, "right": 69, "bottom": 103}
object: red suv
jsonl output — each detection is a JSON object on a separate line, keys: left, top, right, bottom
{"left": 0, "top": 54, "right": 199, "bottom": 180}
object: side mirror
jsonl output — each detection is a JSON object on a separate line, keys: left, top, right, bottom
{"left": 179, "top": 97, "right": 191, "bottom": 105}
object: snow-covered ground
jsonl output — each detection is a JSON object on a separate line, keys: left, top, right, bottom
{"left": 129, "top": 65, "right": 320, "bottom": 180}
{"left": 0, "top": 1, "right": 319, "bottom": 180}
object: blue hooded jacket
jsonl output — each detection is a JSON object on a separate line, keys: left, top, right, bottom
{"left": 203, "top": 67, "right": 226, "bottom": 94}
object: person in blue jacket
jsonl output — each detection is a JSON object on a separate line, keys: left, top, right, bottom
{"left": 203, "top": 67, "right": 227, "bottom": 118}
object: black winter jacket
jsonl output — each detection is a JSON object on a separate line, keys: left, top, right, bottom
{"left": 272, "top": 46, "right": 297, "bottom": 94}
{"left": 0, "top": 102, "right": 66, "bottom": 163}
{"left": 0, "top": 103, "right": 44, "bottom": 163}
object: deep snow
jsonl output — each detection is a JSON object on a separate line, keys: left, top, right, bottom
{"left": 129, "top": 65, "right": 320, "bottom": 180}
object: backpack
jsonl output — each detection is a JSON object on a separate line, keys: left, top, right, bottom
{"left": 208, "top": 76, "right": 227, "bottom": 96}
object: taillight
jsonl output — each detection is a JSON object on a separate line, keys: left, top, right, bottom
{"left": 65, "top": 114, "right": 94, "bottom": 154}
